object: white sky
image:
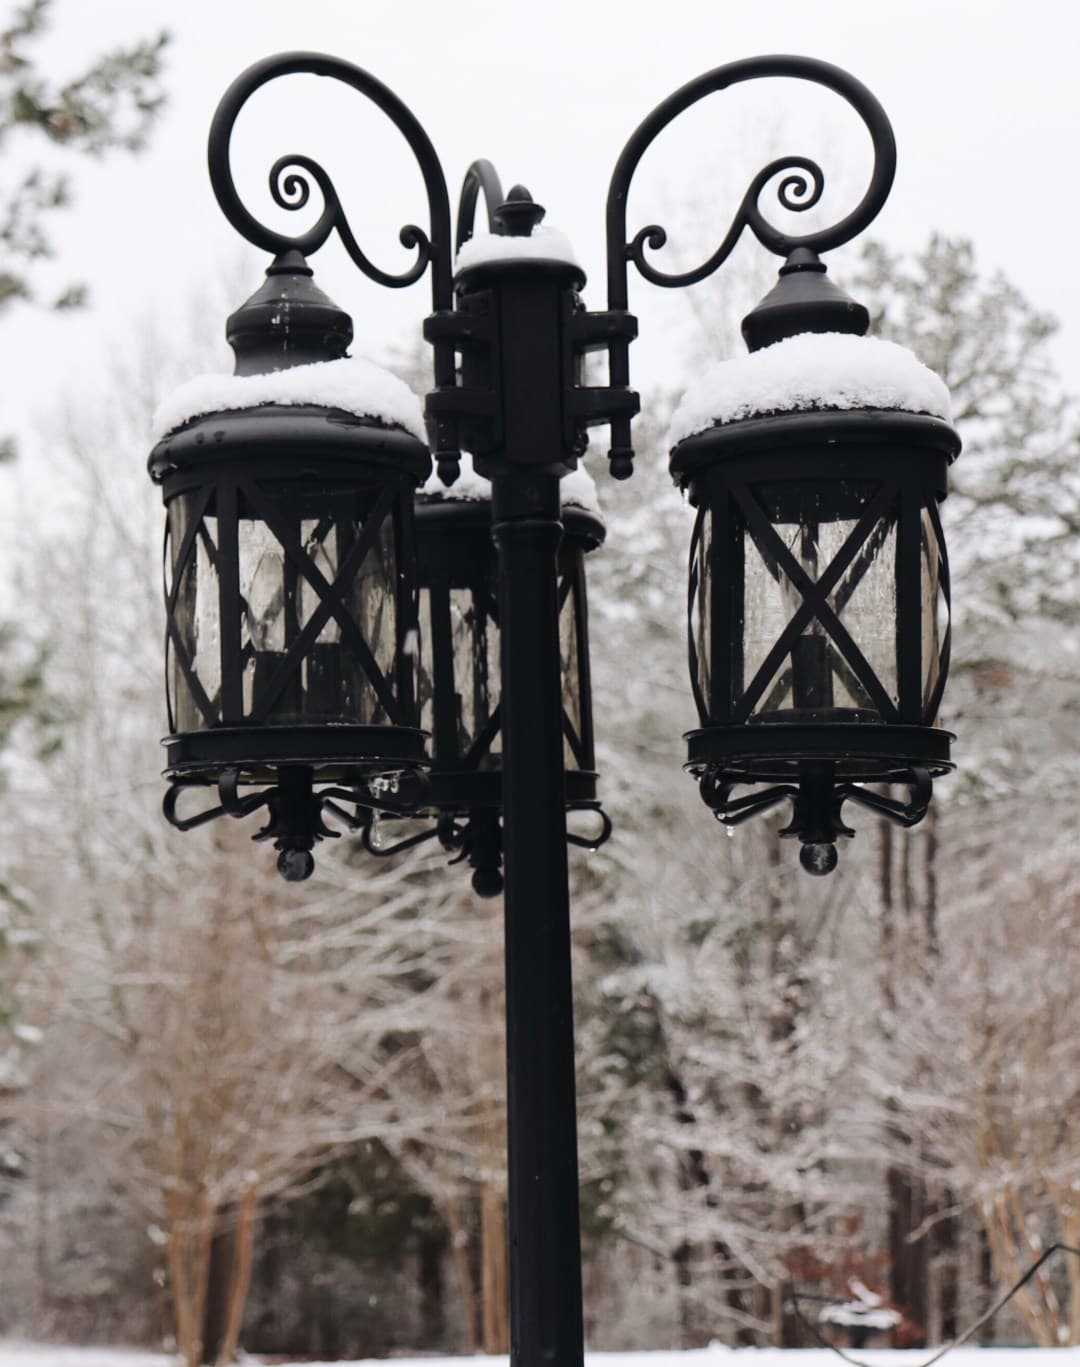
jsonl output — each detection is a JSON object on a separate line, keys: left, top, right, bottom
{"left": 5, "top": 0, "right": 1080, "bottom": 448}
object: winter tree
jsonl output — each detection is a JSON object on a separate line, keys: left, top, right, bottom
{"left": 0, "top": 0, "right": 167, "bottom": 313}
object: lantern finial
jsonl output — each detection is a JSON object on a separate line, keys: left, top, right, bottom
{"left": 741, "top": 248, "right": 871, "bottom": 352}
{"left": 225, "top": 251, "right": 354, "bottom": 376}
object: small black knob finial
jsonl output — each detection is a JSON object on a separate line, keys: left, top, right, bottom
{"left": 493, "top": 185, "right": 546, "bottom": 237}
{"left": 226, "top": 252, "right": 354, "bottom": 376}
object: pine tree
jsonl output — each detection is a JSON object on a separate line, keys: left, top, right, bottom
{"left": 1, "top": 0, "right": 168, "bottom": 313}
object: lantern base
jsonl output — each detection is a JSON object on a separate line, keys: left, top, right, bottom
{"left": 688, "top": 718, "right": 952, "bottom": 874}
{"left": 358, "top": 770, "right": 610, "bottom": 895}
{"left": 685, "top": 721, "right": 953, "bottom": 783}
{"left": 163, "top": 723, "right": 428, "bottom": 784}
{"left": 162, "top": 728, "right": 431, "bottom": 880}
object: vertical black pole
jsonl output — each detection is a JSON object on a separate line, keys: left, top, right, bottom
{"left": 493, "top": 471, "right": 585, "bottom": 1367}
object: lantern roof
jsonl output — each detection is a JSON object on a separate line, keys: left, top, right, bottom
{"left": 420, "top": 451, "right": 601, "bottom": 516}
{"left": 151, "top": 356, "right": 427, "bottom": 443}
{"left": 668, "top": 332, "right": 952, "bottom": 449}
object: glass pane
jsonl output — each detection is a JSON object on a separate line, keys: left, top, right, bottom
{"left": 418, "top": 586, "right": 435, "bottom": 740}
{"left": 831, "top": 515, "right": 898, "bottom": 708}
{"left": 347, "top": 517, "right": 398, "bottom": 726}
{"left": 744, "top": 480, "right": 893, "bottom": 721}
{"left": 238, "top": 517, "right": 301, "bottom": 721}
{"left": 922, "top": 507, "right": 946, "bottom": 711}
{"left": 232, "top": 482, "right": 403, "bottom": 727}
{"left": 690, "top": 508, "right": 711, "bottom": 714}
{"left": 742, "top": 522, "right": 793, "bottom": 705}
{"left": 168, "top": 497, "right": 220, "bottom": 733}
{"left": 449, "top": 585, "right": 500, "bottom": 768}
{"left": 559, "top": 572, "right": 581, "bottom": 770}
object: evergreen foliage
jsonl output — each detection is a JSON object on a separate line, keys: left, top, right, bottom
{"left": 0, "top": 0, "right": 168, "bottom": 310}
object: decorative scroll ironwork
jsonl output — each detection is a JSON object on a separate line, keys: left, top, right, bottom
{"left": 206, "top": 53, "right": 461, "bottom": 469}
{"left": 606, "top": 55, "right": 896, "bottom": 306}
{"left": 207, "top": 52, "right": 453, "bottom": 307}
{"left": 164, "top": 769, "right": 426, "bottom": 882}
{"left": 602, "top": 56, "right": 896, "bottom": 477}
{"left": 455, "top": 158, "right": 505, "bottom": 253}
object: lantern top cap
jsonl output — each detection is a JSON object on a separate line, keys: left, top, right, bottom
{"left": 151, "top": 355, "right": 427, "bottom": 443}
{"left": 668, "top": 332, "right": 952, "bottom": 450}
{"left": 419, "top": 451, "right": 601, "bottom": 516}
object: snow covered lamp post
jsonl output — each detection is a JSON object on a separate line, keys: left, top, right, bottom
{"left": 606, "top": 57, "right": 961, "bottom": 873}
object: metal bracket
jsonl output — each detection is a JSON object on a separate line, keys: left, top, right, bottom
{"left": 698, "top": 766, "right": 932, "bottom": 875}
{"left": 163, "top": 766, "right": 430, "bottom": 882}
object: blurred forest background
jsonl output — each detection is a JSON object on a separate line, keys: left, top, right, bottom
{"left": 0, "top": 3, "right": 1078, "bottom": 1365}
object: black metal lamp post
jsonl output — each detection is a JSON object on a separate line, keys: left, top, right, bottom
{"left": 148, "top": 49, "right": 960, "bottom": 1367}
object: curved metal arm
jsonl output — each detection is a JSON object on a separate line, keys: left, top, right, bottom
{"left": 207, "top": 51, "right": 453, "bottom": 312}
{"left": 606, "top": 54, "right": 896, "bottom": 308}
{"left": 838, "top": 768, "right": 932, "bottom": 828}
{"left": 455, "top": 159, "right": 505, "bottom": 253}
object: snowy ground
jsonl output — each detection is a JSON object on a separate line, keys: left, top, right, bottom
{"left": 3, "top": 1347, "right": 1080, "bottom": 1367}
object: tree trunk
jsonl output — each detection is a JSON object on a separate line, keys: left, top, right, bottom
{"left": 418, "top": 1226, "right": 447, "bottom": 1347}
{"left": 167, "top": 1187, "right": 216, "bottom": 1367}
{"left": 445, "top": 1190, "right": 481, "bottom": 1352}
{"left": 215, "top": 1184, "right": 257, "bottom": 1365}
{"left": 201, "top": 1225, "right": 235, "bottom": 1365}
{"left": 888, "top": 1163, "right": 928, "bottom": 1344}
{"left": 480, "top": 1183, "right": 509, "bottom": 1353}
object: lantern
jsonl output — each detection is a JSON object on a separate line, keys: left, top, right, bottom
{"left": 669, "top": 253, "right": 961, "bottom": 873}
{"left": 149, "top": 253, "right": 431, "bottom": 880}
{"left": 363, "top": 456, "right": 610, "bottom": 896}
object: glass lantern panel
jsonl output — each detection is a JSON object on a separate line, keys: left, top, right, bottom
{"left": 559, "top": 574, "right": 582, "bottom": 771}
{"left": 922, "top": 507, "right": 946, "bottom": 710}
{"left": 238, "top": 519, "right": 290, "bottom": 718}
{"left": 742, "top": 524, "right": 794, "bottom": 705}
{"left": 744, "top": 480, "right": 893, "bottom": 721}
{"left": 168, "top": 496, "right": 221, "bottom": 733}
{"left": 449, "top": 585, "right": 500, "bottom": 769}
{"left": 691, "top": 508, "right": 712, "bottom": 712}
{"left": 346, "top": 515, "right": 398, "bottom": 726}
{"left": 298, "top": 518, "right": 344, "bottom": 646}
{"left": 232, "top": 482, "right": 401, "bottom": 727}
{"left": 829, "top": 514, "right": 898, "bottom": 709}
{"left": 418, "top": 586, "right": 436, "bottom": 741}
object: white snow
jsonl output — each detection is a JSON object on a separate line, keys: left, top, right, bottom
{"left": 151, "top": 357, "right": 426, "bottom": 442}
{"left": 2, "top": 1345, "right": 1080, "bottom": 1367}
{"left": 455, "top": 224, "right": 580, "bottom": 273}
{"left": 668, "top": 332, "right": 952, "bottom": 448}
{"left": 421, "top": 451, "right": 601, "bottom": 515}
{"left": 820, "top": 1305, "right": 902, "bottom": 1330}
